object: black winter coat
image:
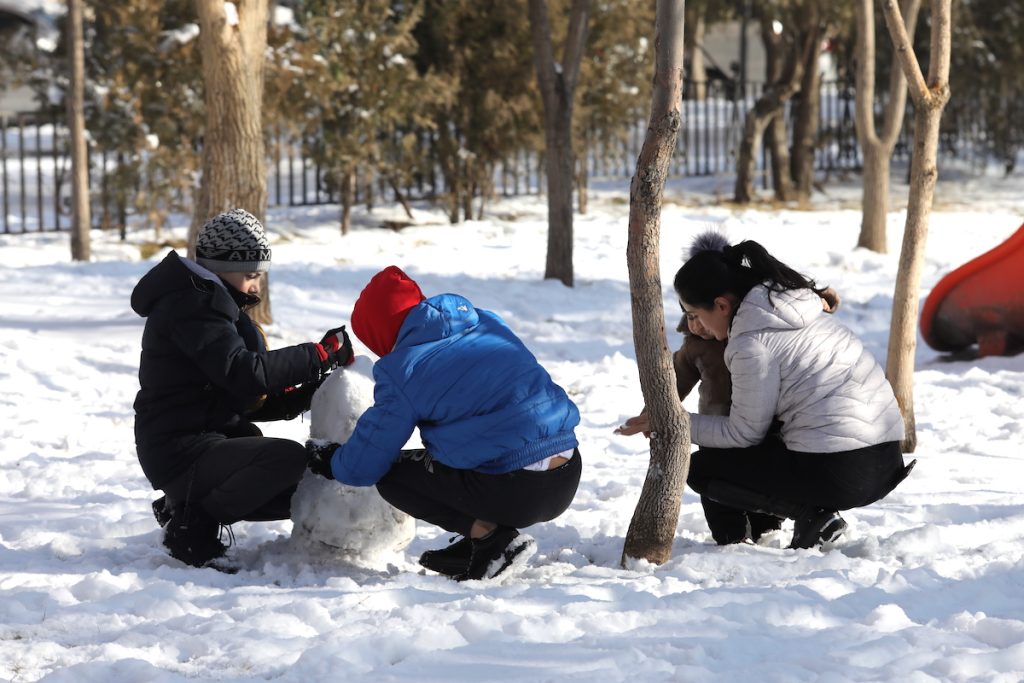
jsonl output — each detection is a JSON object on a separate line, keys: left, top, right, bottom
{"left": 132, "top": 251, "right": 325, "bottom": 488}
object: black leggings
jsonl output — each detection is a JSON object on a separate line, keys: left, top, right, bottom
{"left": 687, "top": 440, "right": 905, "bottom": 544}
{"left": 163, "top": 427, "right": 307, "bottom": 525}
{"left": 376, "top": 449, "right": 582, "bottom": 537}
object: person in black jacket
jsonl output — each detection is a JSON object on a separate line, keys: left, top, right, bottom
{"left": 132, "top": 208, "right": 353, "bottom": 570}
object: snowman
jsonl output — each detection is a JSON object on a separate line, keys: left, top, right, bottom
{"left": 289, "top": 356, "right": 415, "bottom": 560}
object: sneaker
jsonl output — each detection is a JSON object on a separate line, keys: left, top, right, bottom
{"left": 152, "top": 495, "right": 172, "bottom": 528}
{"left": 456, "top": 527, "right": 537, "bottom": 582}
{"left": 789, "top": 509, "right": 847, "bottom": 549}
{"left": 163, "top": 504, "right": 233, "bottom": 571}
{"left": 419, "top": 535, "right": 473, "bottom": 577}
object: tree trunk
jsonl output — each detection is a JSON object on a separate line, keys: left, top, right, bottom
{"left": 191, "top": 0, "right": 270, "bottom": 322}
{"left": 621, "top": 0, "right": 689, "bottom": 568}
{"left": 529, "top": 0, "right": 591, "bottom": 288}
{"left": 859, "top": 146, "right": 891, "bottom": 251}
{"left": 340, "top": 169, "right": 354, "bottom": 236}
{"left": 790, "top": 6, "right": 824, "bottom": 202}
{"left": 734, "top": 7, "right": 807, "bottom": 204}
{"left": 67, "top": 0, "right": 91, "bottom": 262}
{"left": 855, "top": 0, "right": 921, "bottom": 253}
{"left": 766, "top": 111, "right": 792, "bottom": 201}
{"left": 684, "top": 5, "right": 706, "bottom": 101}
{"left": 882, "top": 0, "right": 951, "bottom": 453}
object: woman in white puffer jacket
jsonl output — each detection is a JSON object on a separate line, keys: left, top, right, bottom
{"left": 676, "top": 233, "right": 913, "bottom": 549}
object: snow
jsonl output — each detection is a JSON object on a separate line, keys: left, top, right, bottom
{"left": 1, "top": 167, "right": 1023, "bottom": 681}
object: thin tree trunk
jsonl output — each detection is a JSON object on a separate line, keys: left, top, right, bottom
{"left": 621, "top": 0, "right": 689, "bottom": 568}
{"left": 882, "top": 0, "right": 951, "bottom": 453}
{"left": 388, "top": 176, "right": 415, "bottom": 220}
{"left": 68, "top": 0, "right": 91, "bottom": 262}
{"left": 855, "top": 0, "right": 921, "bottom": 253}
{"left": 684, "top": 5, "right": 706, "bottom": 101}
{"left": 790, "top": 6, "right": 824, "bottom": 202}
{"left": 529, "top": 0, "right": 590, "bottom": 288}
{"left": 340, "top": 169, "right": 354, "bottom": 236}
{"left": 191, "top": 0, "right": 270, "bottom": 322}
{"left": 767, "top": 111, "right": 792, "bottom": 201}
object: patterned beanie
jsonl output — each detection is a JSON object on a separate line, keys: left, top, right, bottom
{"left": 195, "top": 208, "right": 272, "bottom": 273}
{"left": 351, "top": 266, "right": 425, "bottom": 357}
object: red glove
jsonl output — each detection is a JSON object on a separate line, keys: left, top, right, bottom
{"left": 315, "top": 325, "right": 355, "bottom": 369}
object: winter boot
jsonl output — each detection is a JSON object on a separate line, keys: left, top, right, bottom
{"left": 152, "top": 495, "right": 172, "bottom": 528}
{"left": 163, "top": 503, "right": 234, "bottom": 571}
{"left": 417, "top": 532, "right": 473, "bottom": 577}
{"left": 456, "top": 527, "right": 536, "bottom": 582}
{"left": 705, "top": 480, "right": 843, "bottom": 550}
{"left": 419, "top": 535, "right": 474, "bottom": 577}
{"left": 789, "top": 509, "right": 847, "bottom": 549}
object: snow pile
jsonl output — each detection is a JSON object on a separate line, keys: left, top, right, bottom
{"left": 289, "top": 355, "right": 415, "bottom": 560}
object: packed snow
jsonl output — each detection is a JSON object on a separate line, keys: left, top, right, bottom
{"left": 1, "top": 168, "right": 1023, "bottom": 682}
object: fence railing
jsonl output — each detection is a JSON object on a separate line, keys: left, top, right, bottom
{"left": 0, "top": 78, "right": 993, "bottom": 234}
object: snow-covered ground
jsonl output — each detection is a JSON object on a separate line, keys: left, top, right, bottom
{"left": 1, "top": 169, "right": 1023, "bottom": 682}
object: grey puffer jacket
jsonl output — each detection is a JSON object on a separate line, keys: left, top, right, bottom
{"left": 690, "top": 285, "right": 905, "bottom": 452}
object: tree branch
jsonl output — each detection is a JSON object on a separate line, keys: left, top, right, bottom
{"left": 880, "top": 0, "right": 929, "bottom": 104}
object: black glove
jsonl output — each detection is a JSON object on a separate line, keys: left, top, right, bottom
{"left": 305, "top": 439, "right": 339, "bottom": 480}
{"left": 317, "top": 325, "right": 354, "bottom": 369}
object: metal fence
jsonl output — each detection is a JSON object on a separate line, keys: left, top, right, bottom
{"left": 0, "top": 78, "right": 990, "bottom": 234}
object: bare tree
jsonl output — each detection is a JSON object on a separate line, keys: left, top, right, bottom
{"left": 191, "top": 0, "right": 271, "bottom": 322}
{"left": 882, "top": 0, "right": 951, "bottom": 452}
{"left": 855, "top": 0, "right": 921, "bottom": 253}
{"left": 733, "top": 3, "right": 815, "bottom": 204}
{"left": 621, "top": 0, "right": 689, "bottom": 567}
{"left": 528, "top": 0, "right": 590, "bottom": 288}
{"left": 67, "top": 0, "right": 90, "bottom": 262}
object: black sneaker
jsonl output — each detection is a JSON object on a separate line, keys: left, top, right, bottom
{"left": 152, "top": 495, "right": 172, "bottom": 528}
{"left": 456, "top": 527, "right": 537, "bottom": 582}
{"left": 789, "top": 509, "right": 847, "bottom": 549}
{"left": 419, "top": 535, "right": 473, "bottom": 577}
{"left": 163, "top": 504, "right": 234, "bottom": 571}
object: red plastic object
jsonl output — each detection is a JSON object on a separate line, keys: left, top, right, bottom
{"left": 919, "top": 222, "right": 1024, "bottom": 357}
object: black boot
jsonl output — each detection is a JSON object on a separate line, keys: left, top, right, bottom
{"left": 705, "top": 480, "right": 846, "bottom": 550}
{"left": 456, "top": 527, "right": 536, "bottom": 582}
{"left": 419, "top": 535, "right": 473, "bottom": 577}
{"left": 152, "top": 495, "right": 172, "bottom": 528}
{"left": 163, "top": 503, "right": 234, "bottom": 571}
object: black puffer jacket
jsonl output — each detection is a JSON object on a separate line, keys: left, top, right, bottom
{"left": 132, "top": 251, "right": 326, "bottom": 488}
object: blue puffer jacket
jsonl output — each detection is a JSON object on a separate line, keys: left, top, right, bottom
{"left": 331, "top": 293, "right": 580, "bottom": 486}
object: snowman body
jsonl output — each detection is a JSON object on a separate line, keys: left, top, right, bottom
{"left": 289, "top": 356, "right": 415, "bottom": 558}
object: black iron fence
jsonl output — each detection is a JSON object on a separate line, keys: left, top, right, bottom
{"left": 0, "top": 78, "right": 993, "bottom": 234}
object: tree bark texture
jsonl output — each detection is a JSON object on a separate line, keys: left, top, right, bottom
{"left": 882, "top": 0, "right": 951, "bottom": 453}
{"left": 67, "top": 0, "right": 91, "bottom": 262}
{"left": 191, "top": 0, "right": 270, "bottom": 322}
{"left": 855, "top": 0, "right": 921, "bottom": 253}
{"left": 528, "top": 0, "right": 590, "bottom": 288}
{"left": 621, "top": 0, "right": 689, "bottom": 568}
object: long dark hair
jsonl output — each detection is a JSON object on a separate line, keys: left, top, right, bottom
{"left": 673, "top": 234, "right": 824, "bottom": 309}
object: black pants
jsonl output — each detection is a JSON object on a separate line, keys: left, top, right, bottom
{"left": 376, "top": 449, "right": 582, "bottom": 537}
{"left": 687, "top": 440, "right": 905, "bottom": 545}
{"left": 163, "top": 424, "right": 307, "bottom": 525}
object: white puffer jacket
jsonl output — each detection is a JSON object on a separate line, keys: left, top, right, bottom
{"left": 690, "top": 285, "right": 905, "bottom": 452}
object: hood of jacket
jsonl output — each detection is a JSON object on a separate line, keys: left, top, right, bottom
{"left": 131, "top": 251, "right": 254, "bottom": 318}
{"left": 729, "top": 285, "right": 823, "bottom": 338}
{"left": 393, "top": 293, "right": 481, "bottom": 350}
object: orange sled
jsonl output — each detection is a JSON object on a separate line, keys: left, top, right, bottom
{"left": 920, "top": 222, "right": 1024, "bottom": 357}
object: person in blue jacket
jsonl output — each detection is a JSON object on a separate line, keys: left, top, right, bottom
{"left": 306, "top": 266, "right": 582, "bottom": 581}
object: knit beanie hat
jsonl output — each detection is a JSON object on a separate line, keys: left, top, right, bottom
{"left": 195, "top": 208, "right": 272, "bottom": 273}
{"left": 351, "top": 266, "right": 425, "bottom": 357}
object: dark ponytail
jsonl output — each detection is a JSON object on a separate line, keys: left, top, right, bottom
{"left": 674, "top": 235, "right": 824, "bottom": 309}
